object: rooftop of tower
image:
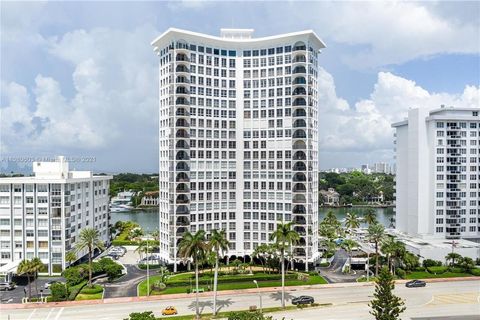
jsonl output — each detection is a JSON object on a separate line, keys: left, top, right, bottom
{"left": 151, "top": 27, "right": 326, "bottom": 53}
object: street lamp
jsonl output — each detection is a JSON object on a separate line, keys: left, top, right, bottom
{"left": 253, "top": 280, "right": 262, "bottom": 313}
{"left": 366, "top": 252, "right": 370, "bottom": 282}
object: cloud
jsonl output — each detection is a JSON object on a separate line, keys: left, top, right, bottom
{"left": 318, "top": 69, "right": 480, "bottom": 157}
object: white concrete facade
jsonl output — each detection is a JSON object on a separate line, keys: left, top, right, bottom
{"left": 0, "top": 156, "right": 112, "bottom": 275}
{"left": 151, "top": 28, "right": 325, "bottom": 268}
{"left": 393, "top": 106, "right": 480, "bottom": 241}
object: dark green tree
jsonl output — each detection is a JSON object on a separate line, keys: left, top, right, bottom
{"left": 369, "top": 267, "right": 406, "bottom": 320}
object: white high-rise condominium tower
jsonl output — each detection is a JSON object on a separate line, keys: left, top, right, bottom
{"left": 393, "top": 106, "right": 480, "bottom": 241}
{"left": 151, "top": 28, "right": 325, "bottom": 270}
{"left": 0, "top": 157, "right": 111, "bottom": 277}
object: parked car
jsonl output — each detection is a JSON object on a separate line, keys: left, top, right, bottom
{"left": 0, "top": 282, "right": 15, "bottom": 291}
{"left": 292, "top": 295, "right": 314, "bottom": 305}
{"left": 44, "top": 280, "right": 64, "bottom": 289}
{"left": 405, "top": 280, "right": 426, "bottom": 288}
{"left": 161, "top": 306, "right": 178, "bottom": 316}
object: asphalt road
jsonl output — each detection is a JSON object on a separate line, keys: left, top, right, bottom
{"left": 102, "top": 265, "right": 146, "bottom": 298}
{"left": 1, "top": 279, "right": 479, "bottom": 320}
{"left": 318, "top": 249, "right": 364, "bottom": 283}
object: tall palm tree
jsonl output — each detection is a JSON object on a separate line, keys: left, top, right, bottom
{"left": 30, "top": 257, "right": 44, "bottom": 296}
{"left": 17, "top": 259, "right": 34, "bottom": 298}
{"left": 445, "top": 252, "right": 462, "bottom": 266}
{"left": 363, "top": 208, "right": 377, "bottom": 226}
{"left": 75, "top": 228, "right": 105, "bottom": 287}
{"left": 344, "top": 212, "right": 360, "bottom": 233}
{"left": 209, "top": 229, "right": 229, "bottom": 316}
{"left": 270, "top": 222, "right": 299, "bottom": 309}
{"left": 381, "top": 236, "right": 397, "bottom": 272}
{"left": 368, "top": 223, "right": 385, "bottom": 276}
{"left": 341, "top": 239, "right": 358, "bottom": 271}
{"left": 178, "top": 230, "right": 208, "bottom": 320}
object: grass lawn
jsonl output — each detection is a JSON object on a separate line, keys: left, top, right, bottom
{"left": 139, "top": 272, "right": 327, "bottom": 296}
{"left": 405, "top": 271, "right": 473, "bottom": 279}
{"left": 75, "top": 292, "right": 103, "bottom": 300}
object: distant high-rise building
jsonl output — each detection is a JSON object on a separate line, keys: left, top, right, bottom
{"left": 0, "top": 157, "right": 111, "bottom": 276}
{"left": 151, "top": 28, "right": 325, "bottom": 270}
{"left": 392, "top": 106, "right": 480, "bottom": 240}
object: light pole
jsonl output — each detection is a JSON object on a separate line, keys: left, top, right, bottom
{"left": 146, "top": 236, "right": 150, "bottom": 296}
{"left": 253, "top": 280, "right": 262, "bottom": 313}
{"left": 366, "top": 252, "right": 370, "bottom": 282}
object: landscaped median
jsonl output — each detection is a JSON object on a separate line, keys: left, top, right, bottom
{"left": 75, "top": 284, "right": 104, "bottom": 301}
{"left": 138, "top": 271, "right": 327, "bottom": 296}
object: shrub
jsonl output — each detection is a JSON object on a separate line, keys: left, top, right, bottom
{"left": 469, "top": 268, "right": 480, "bottom": 276}
{"left": 104, "top": 263, "right": 123, "bottom": 281}
{"left": 414, "top": 266, "right": 425, "bottom": 272}
{"left": 422, "top": 259, "right": 442, "bottom": 268}
{"left": 50, "top": 283, "right": 69, "bottom": 302}
{"left": 427, "top": 266, "right": 447, "bottom": 274}
{"left": 150, "top": 281, "right": 166, "bottom": 292}
{"left": 123, "top": 311, "right": 156, "bottom": 320}
{"left": 449, "top": 267, "right": 463, "bottom": 273}
{"left": 63, "top": 267, "right": 86, "bottom": 286}
{"left": 227, "top": 311, "right": 273, "bottom": 320}
{"left": 395, "top": 268, "right": 406, "bottom": 279}
{"left": 80, "top": 284, "right": 103, "bottom": 295}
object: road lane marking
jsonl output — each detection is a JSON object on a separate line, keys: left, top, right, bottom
{"left": 26, "top": 309, "right": 37, "bottom": 320}
{"left": 427, "top": 292, "right": 479, "bottom": 305}
{"left": 44, "top": 308, "right": 55, "bottom": 320}
{"left": 54, "top": 307, "right": 64, "bottom": 320}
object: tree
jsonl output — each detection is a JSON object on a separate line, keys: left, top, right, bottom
{"left": 445, "top": 252, "right": 462, "bottom": 266}
{"left": 368, "top": 223, "right": 385, "bottom": 276}
{"left": 66, "top": 251, "right": 77, "bottom": 267}
{"left": 344, "top": 212, "right": 360, "bottom": 233}
{"left": 458, "top": 257, "right": 475, "bottom": 272}
{"left": 129, "top": 227, "right": 144, "bottom": 241}
{"left": 50, "top": 283, "right": 69, "bottom": 302}
{"left": 341, "top": 239, "right": 358, "bottom": 271}
{"left": 178, "top": 230, "right": 208, "bottom": 320}
{"left": 363, "top": 208, "right": 377, "bottom": 226}
{"left": 209, "top": 229, "right": 229, "bottom": 316}
{"left": 381, "top": 236, "right": 403, "bottom": 273}
{"left": 30, "top": 257, "right": 44, "bottom": 296}
{"left": 252, "top": 244, "right": 269, "bottom": 273}
{"left": 369, "top": 267, "right": 406, "bottom": 320}
{"left": 17, "top": 259, "right": 34, "bottom": 298}
{"left": 75, "top": 228, "right": 105, "bottom": 287}
{"left": 270, "top": 222, "right": 299, "bottom": 309}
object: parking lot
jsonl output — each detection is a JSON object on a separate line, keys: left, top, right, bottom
{"left": 0, "top": 276, "right": 64, "bottom": 304}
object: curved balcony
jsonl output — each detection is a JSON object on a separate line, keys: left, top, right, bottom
{"left": 292, "top": 76, "right": 307, "bottom": 86}
{"left": 176, "top": 216, "right": 190, "bottom": 226}
{"left": 176, "top": 87, "right": 190, "bottom": 96}
{"left": 176, "top": 150, "right": 190, "bottom": 161}
{"left": 293, "top": 172, "right": 306, "bottom": 182}
{"left": 176, "top": 119, "right": 190, "bottom": 128}
{"left": 292, "top": 66, "right": 307, "bottom": 74}
{"left": 293, "top": 151, "right": 306, "bottom": 161}
{"left": 176, "top": 54, "right": 190, "bottom": 64}
{"left": 292, "top": 87, "right": 307, "bottom": 96}
{"left": 292, "top": 129, "right": 306, "bottom": 139}
{"left": 176, "top": 226, "right": 188, "bottom": 237}
{"left": 176, "top": 108, "right": 190, "bottom": 117}
{"left": 176, "top": 172, "right": 190, "bottom": 182}
{"left": 293, "top": 162, "right": 306, "bottom": 171}
{"left": 298, "top": 237, "right": 306, "bottom": 246}
{"left": 176, "top": 205, "right": 190, "bottom": 215}
{"left": 293, "top": 140, "right": 306, "bottom": 150}
{"left": 176, "top": 162, "right": 190, "bottom": 171}
{"left": 176, "top": 98, "right": 190, "bottom": 106}
{"left": 292, "top": 205, "right": 306, "bottom": 214}
{"left": 293, "top": 42, "right": 307, "bottom": 52}
{"left": 175, "top": 65, "right": 190, "bottom": 74}
{"left": 176, "top": 140, "right": 189, "bottom": 149}
{"left": 176, "top": 194, "right": 189, "bottom": 204}
{"left": 293, "top": 248, "right": 306, "bottom": 257}
{"left": 294, "top": 226, "right": 306, "bottom": 236}
{"left": 176, "top": 183, "right": 190, "bottom": 193}
{"left": 176, "top": 76, "right": 190, "bottom": 85}
{"left": 293, "top": 194, "right": 306, "bottom": 204}
{"left": 293, "top": 183, "right": 307, "bottom": 193}
{"left": 292, "top": 55, "right": 307, "bottom": 65}
{"left": 176, "top": 129, "right": 190, "bottom": 138}
{"left": 292, "top": 98, "right": 306, "bottom": 107}
{"left": 292, "top": 109, "right": 306, "bottom": 117}
{"left": 293, "top": 216, "right": 307, "bottom": 224}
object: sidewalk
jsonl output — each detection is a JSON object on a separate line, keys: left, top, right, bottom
{"left": 1, "top": 276, "right": 478, "bottom": 310}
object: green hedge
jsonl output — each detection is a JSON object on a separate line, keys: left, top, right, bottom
{"left": 68, "top": 281, "right": 87, "bottom": 301}
{"left": 112, "top": 240, "right": 160, "bottom": 246}
{"left": 470, "top": 268, "right": 480, "bottom": 276}
{"left": 166, "top": 273, "right": 296, "bottom": 287}
{"left": 427, "top": 266, "right": 448, "bottom": 274}
{"left": 80, "top": 284, "right": 103, "bottom": 295}
{"left": 449, "top": 267, "right": 463, "bottom": 273}
{"left": 138, "top": 264, "right": 163, "bottom": 270}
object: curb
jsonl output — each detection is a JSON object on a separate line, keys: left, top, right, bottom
{"left": 1, "top": 276, "right": 478, "bottom": 310}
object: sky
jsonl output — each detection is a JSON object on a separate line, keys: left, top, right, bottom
{"left": 1, "top": 1, "right": 479, "bottom": 173}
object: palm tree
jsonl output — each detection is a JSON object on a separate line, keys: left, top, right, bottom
{"left": 270, "top": 222, "right": 299, "bottom": 309}
{"left": 363, "top": 208, "right": 377, "bottom": 226}
{"left": 65, "top": 251, "right": 77, "bottom": 267}
{"left": 253, "top": 244, "right": 268, "bottom": 273}
{"left": 341, "top": 239, "right": 358, "bottom": 271}
{"left": 344, "top": 212, "right": 360, "bottom": 233}
{"left": 30, "top": 257, "right": 44, "bottom": 296}
{"left": 17, "top": 259, "right": 34, "bottom": 299}
{"left": 209, "top": 229, "right": 229, "bottom": 316}
{"left": 367, "top": 223, "right": 385, "bottom": 276}
{"left": 445, "top": 252, "right": 462, "bottom": 266}
{"left": 178, "top": 230, "right": 208, "bottom": 320}
{"left": 381, "top": 236, "right": 397, "bottom": 272}
{"left": 75, "top": 228, "right": 105, "bottom": 287}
